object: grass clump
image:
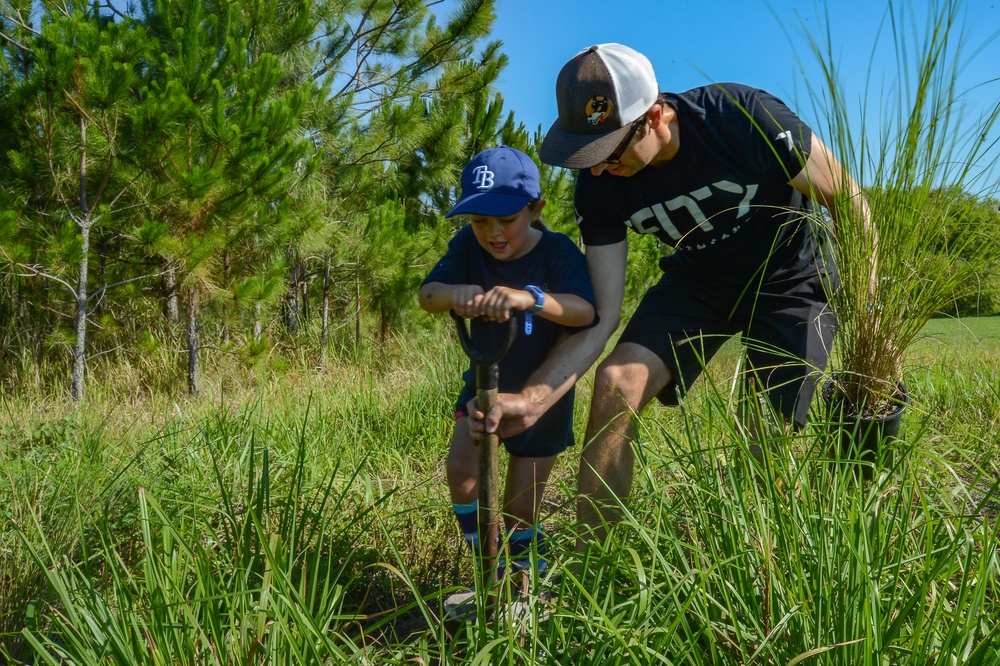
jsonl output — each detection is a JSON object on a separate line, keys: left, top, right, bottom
{"left": 800, "top": 0, "right": 1000, "bottom": 416}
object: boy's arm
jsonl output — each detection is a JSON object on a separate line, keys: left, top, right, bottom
{"left": 468, "top": 240, "right": 628, "bottom": 439}
{"left": 475, "top": 286, "right": 595, "bottom": 328}
{"left": 537, "top": 292, "right": 596, "bottom": 327}
{"left": 419, "top": 282, "right": 485, "bottom": 317}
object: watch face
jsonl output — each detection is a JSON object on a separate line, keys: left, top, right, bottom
{"left": 526, "top": 285, "right": 544, "bottom": 310}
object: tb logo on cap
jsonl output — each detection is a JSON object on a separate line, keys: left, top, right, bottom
{"left": 472, "top": 165, "right": 495, "bottom": 190}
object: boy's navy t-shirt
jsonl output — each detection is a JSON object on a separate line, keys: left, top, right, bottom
{"left": 424, "top": 224, "right": 596, "bottom": 398}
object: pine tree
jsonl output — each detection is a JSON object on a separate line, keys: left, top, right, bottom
{"left": 133, "top": 0, "right": 319, "bottom": 395}
{"left": 0, "top": 0, "right": 548, "bottom": 389}
{"left": 0, "top": 1, "right": 151, "bottom": 401}
{"left": 311, "top": 0, "right": 505, "bottom": 345}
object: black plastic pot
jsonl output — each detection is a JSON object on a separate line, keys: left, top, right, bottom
{"left": 823, "top": 378, "right": 908, "bottom": 475}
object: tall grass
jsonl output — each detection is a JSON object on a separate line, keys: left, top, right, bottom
{"left": 2, "top": 318, "right": 999, "bottom": 664}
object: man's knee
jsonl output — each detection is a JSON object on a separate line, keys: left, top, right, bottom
{"left": 592, "top": 345, "right": 672, "bottom": 410}
{"left": 593, "top": 360, "right": 640, "bottom": 408}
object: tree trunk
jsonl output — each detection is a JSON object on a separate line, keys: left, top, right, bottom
{"left": 34, "top": 281, "right": 48, "bottom": 365}
{"left": 285, "top": 254, "right": 301, "bottom": 334}
{"left": 355, "top": 266, "right": 361, "bottom": 346}
{"left": 300, "top": 271, "right": 309, "bottom": 324}
{"left": 221, "top": 249, "right": 230, "bottom": 345}
{"left": 186, "top": 285, "right": 200, "bottom": 396}
{"left": 70, "top": 117, "right": 90, "bottom": 403}
{"left": 319, "top": 252, "right": 331, "bottom": 369}
{"left": 8, "top": 279, "right": 21, "bottom": 364}
{"left": 253, "top": 302, "right": 263, "bottom": 341}
{"left": 70, "top": 221, "right": 90, "bottom": 402}
{"left": 165, "top": 260, "right": 179, "bottom": 325}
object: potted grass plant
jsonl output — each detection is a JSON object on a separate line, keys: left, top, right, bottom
{"left": 801, "top": 0, "right": 1000, "bottom": 460}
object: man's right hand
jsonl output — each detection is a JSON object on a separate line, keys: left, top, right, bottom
{"left": 466, "top": 393, "right": 542, "bottom": 441}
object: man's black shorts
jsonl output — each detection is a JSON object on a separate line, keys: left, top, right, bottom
{"left": 617, "top": 262, "right": 836, "bottom": 427}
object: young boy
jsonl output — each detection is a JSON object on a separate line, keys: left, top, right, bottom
{"left": 420, "top": 146, "right": 596, "bottom": 606}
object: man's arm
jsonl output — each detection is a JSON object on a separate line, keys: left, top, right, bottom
{"left": 469, "top": 239, "right": 629, "bottom": 439}
{"left": 790, "top": 135, "right": 877, "bottom": 294}
{"left": 790, "top": 136, "right": 869, "bottom": 224}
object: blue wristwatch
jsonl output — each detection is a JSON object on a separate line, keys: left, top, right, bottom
{"left": 525, "top": 285, "right": 545, "bottom": 311}
{"left": 523, "top": 285, "right": 545, "bottom": 336}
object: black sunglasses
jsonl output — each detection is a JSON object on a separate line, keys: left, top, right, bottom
{"left": 603, "top": 116, "right": 646, "bottom": 165}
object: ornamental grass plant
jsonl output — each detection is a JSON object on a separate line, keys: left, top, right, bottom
{"left": 800, "top": 0, "right": 1000, "bottom": 417}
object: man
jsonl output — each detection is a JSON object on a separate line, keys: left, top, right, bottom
{"left": 469, "top": 43, "right": 868, "bottom": 542}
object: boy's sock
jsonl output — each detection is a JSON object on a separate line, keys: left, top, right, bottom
{"left": 453, "top": 501, "right": 507, "bottom": 584}
{"left": 505, "top": 524, "right": 548, "bottom": 576}
{"left": 452, "top": 501, "right": 480, "bottom": 553}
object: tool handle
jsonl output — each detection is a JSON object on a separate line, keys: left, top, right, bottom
{"left": 477, "top": 386, "right": 501, "bottom": 561}
{"left": 450, "top": 312, "right": 517, "bottom": 390}
{"left": 450, "top": 312, "right": 517, "bottom": 576}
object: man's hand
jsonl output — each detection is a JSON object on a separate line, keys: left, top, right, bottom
{"left": 466, "top": 393, "right": 542, "bottom": 441}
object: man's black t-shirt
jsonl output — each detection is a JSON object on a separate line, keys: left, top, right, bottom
{"left": 575, "top": 83, "right": 833, "bottom": 289}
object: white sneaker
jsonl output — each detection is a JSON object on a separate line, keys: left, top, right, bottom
{"left": 503, "top": 594, "right": 551, "bottom": 624}
{"left": 443, "top": 590, "right": 478, "bottom": 623}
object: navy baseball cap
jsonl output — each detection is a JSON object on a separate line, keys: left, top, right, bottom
{"left": 445, "top": 146, "right": 541, "bottom": 218}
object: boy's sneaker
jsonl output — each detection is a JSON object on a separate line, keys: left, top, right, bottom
{"left": 503, "top": 569, "right": 562, "bottom": 624}
{"left": 504, "top": 598, "right": 546, "bottom": 624}
{"left": 443, "top": 590, "right": 478, "bottom": 623}
{"left": 504, "top": 587, "right": 554, "bottom": 624}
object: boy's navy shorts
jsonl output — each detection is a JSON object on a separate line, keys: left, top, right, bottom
{"left": 455, "top": 386, "right": 576, "bottom": 458}
{"left": 618, "top": 262, "right": 837, "bottom": 428}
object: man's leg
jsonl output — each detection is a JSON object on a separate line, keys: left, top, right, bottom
{"left": 744, "top": 276, "right": 837, "bottom": 429}
{"left": 576, "top": 342, "right": 672, "bottom": 549}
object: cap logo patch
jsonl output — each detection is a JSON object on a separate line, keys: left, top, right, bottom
{"left": 585, "top": 96, "right": 613, "bottom": 125}
{"left": 472, "top": 165, "right": 495, "bottom": 190}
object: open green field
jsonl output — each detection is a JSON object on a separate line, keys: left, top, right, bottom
{"left": 914, "top": 315, "right": 1000, "bottom": 352}
{"left": 1, "top": 317, "right": 998, "bottom": 664}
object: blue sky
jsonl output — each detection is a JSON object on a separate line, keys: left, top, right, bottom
{"left": 484, "top": 0, "right": 1000, "bottom": 191}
